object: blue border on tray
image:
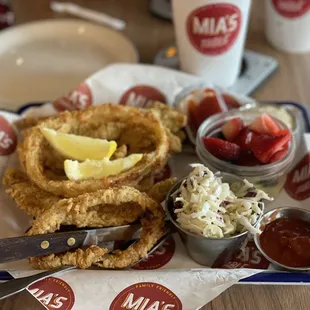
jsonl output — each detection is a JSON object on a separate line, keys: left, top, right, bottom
{"left": 1, "top": 100, "right": 310, "bottom": 285}
{"left": 240, "top": 271, "right": 310, "bottom": 284}
{"left": 17, "top": 102, "right": 48, "bottom": 115}
{"left": 0, "top": 271, "right": 14, "bottom": 281}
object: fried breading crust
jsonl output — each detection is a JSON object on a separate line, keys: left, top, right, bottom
{"left": 3, "top": 169, "right": 143, "bottom": 225}
{"left": 147, "top": 177, "right": 177, "bottom": 203}
{"left": 14, "top": 102, "right": 187, "bottom": 155}
{"left": 111, "top": 144, "right": 127, "bottom": 159}
{"left": 13, "top": 102, "right": 187, "bottom": 134}
{"left": 28, "top": 187, "right": 165, "bottom": 269}
{"left": 4, "top": 168, "right": 175, "bottom": 220}
{"left": 3, "top": 168, "right": 29, "bottom": 185}
{"left": 4, "top": 169, "right": 59, "bottom": 218}
{"left": 149, "top": 101, "right": 187, "bottom": 134}
{"left": 30, "top": 246, "right": 109, "bottom": 270}
{"left": 14, "top": 116, "right": 49, "bottom": 131}
{"left": 150, "top": 102, "right": 187, "bottom": 153}
{"left": 135, "top": 173, "right": 154, "bottom": 192}
{"left": 21, "top": 104, "right": 170, "bottom": 197}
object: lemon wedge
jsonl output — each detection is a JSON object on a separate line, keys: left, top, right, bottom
{"left": 40, "top": 127, "right": 117, "bottom": 160}
{"left": 64, "top": 154, "right": 143, "bottom": 181}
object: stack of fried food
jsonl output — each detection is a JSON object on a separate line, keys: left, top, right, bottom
{"left": 3, "top": 102, "right": 187, "bottom": 270}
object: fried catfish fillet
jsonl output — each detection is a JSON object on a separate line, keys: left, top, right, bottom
{"left": 149, "top": 101, "right": 187, "bottom": 134}
{"left": 149, "top": 101, "right": 187, "bottom": 153}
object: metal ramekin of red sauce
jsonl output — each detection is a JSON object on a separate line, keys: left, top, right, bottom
{"left": 254, "top": 207, "right": 310, "bottom": 271}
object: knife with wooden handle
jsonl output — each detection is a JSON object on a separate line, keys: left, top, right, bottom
{"left": 0, "top": 228, "right": 173, "bottom": 301}
{"left": 0, "top": 224, "right": 141, "bottom": 263}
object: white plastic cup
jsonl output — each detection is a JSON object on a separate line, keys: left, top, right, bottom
{"left": 265, "top": 0, "right": 310, "bottom": 53}
{"left": 172, "top": 0, "right": 252, "bottom": 88}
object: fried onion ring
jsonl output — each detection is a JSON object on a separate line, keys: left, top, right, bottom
{"left": 28, "top": 187, "right": 165, "bottom": 269}
{"left": 4, "top": 169, "right": 143, "bottom": 225}
{"left": 21, "top": 104, "right": 170, "bottom": 197}
{"left": 4, "top": 169, "right": 59, "bottom": 218}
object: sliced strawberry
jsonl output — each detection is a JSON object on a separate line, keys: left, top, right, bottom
{"left": 196, "top": 96, "right": 222, "bottom": 123}
{"left": 264, "top": 114, "right": 281, "bottom": 134}
{"left": 250, "top": 131, "right": 292, "bottom": 164}
{"left": 222, "top": 117, "right": 244, "bottom": 141}
{"left": 268, "top": 133, "right": 291, "bottom": 163}
{"left": 233, "top": 128, "right": 254, "bottom": 151}
{"left": 248, "top": 113, "right": 281, "bottom": 135}
{"left": 187, "top": 89, "right": 240, "bottom": 132}
{"left": 235, "top": 151, "right": 261, "bottom": 166}
{"left": 222, "top": 93, "right": 240, "bottom": 110}
{"left": 274, "top": 129, "right": 292, "bottom": 137}
{"left": 202, "top": 137, "right": 240, "bottom": 161}
{"left": 188, "top": 99, "right": 200, "bottom": 133}
{"left": 269, "top": 147, "right": 289, "bottom": 163}
{"left": 188, "top": 96, "right": 221, "bottom": 132}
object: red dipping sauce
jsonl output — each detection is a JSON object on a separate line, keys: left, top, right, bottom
{"left": 259, "top": 218, "right": 310, "bottom": 268}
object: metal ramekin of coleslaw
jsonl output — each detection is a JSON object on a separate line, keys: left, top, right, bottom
{"left": 165, "top": 164, "right": 273, "bottom": 267}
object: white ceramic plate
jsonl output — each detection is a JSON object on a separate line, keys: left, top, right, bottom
{"left": 0, "top": 19, "right": 138, "bottom": 110}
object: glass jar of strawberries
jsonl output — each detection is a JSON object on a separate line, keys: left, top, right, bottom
{"left": 196, "top": 109, "right": 296, "bottom": 196}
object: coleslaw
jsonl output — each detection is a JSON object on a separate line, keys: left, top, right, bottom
{"left": 173, "top": 164, "right": 273, "bottom": 238}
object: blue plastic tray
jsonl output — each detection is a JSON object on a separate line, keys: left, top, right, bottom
{"left": 2, "top": 100, "right": 310, "bottom": 285}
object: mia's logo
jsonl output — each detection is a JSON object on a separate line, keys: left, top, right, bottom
{"left": 119, "top": 85, "right": 167, "bottom": 108}
{"left": 28, "top": 277, "right": 75, "bottom": 310}
{"left": 153, "top": 165, "right": 172, "bottom": 183}
{"left": 132, "top": 237, "right": 175, "bottom": 270}
{"left": 0, "top": 116, "right": 17, "bottom": 156}
{"left": 187, "top": 3, "right": 241, "bottom": 55}
{"left": 272, "top": 0, "right": 310, "bottom": 18}
{"left": 215, "top": 241, "right": 270, "bottom": 269}
{"left": 53, "top": 83, "right": 92, "bottom": 111}
{"left": 285, "top": 152, "right": 310, "bottom": 200}
{"left": 109, "top": 282, "right": 182, "bottom": 310}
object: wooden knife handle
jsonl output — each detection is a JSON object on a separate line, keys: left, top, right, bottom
{"left": 0, "top": 231, "right": 88, "bottom": 263}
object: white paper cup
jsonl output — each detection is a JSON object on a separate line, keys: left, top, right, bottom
{"left": 172, "top": 0, "right": 251, "bottom": 88}
{"left": 265, "top": 0, "right": 310, "bottom": 53}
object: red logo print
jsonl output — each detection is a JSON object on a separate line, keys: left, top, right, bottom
{"left": 53, "top": 83, "right": 92, "bottom": 112}
{"left": 214, "top": 241, "right": 270, "bottom": 269}
{"left": 154, "top": 164, "right": 172, "bottom": 183}
{"left": 119, "top": 85, "right": 167, "bottom": 108}
{"left": 0, "top": 116, "right": 17, "bottom": 156}
{"left": 186, "top": 3, "right": 241, "bottom": 55}
{"left": 285, "top": 153, "right": 310, "bottom": 200}
{"left": 272, "top": 0, "right": 310, "bottom": 19}
{"left": 132, "top": 237, "right": 175, "bottom": 270}
{"left": 28, "top": 277, "right": 75, "bottom": 310}
{"left": 109, "top": 282, "right": 182, "bottom": 310}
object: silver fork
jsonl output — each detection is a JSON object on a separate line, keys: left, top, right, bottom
{"left": 0, "top": 230, "right": 171, "bottom": 301}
